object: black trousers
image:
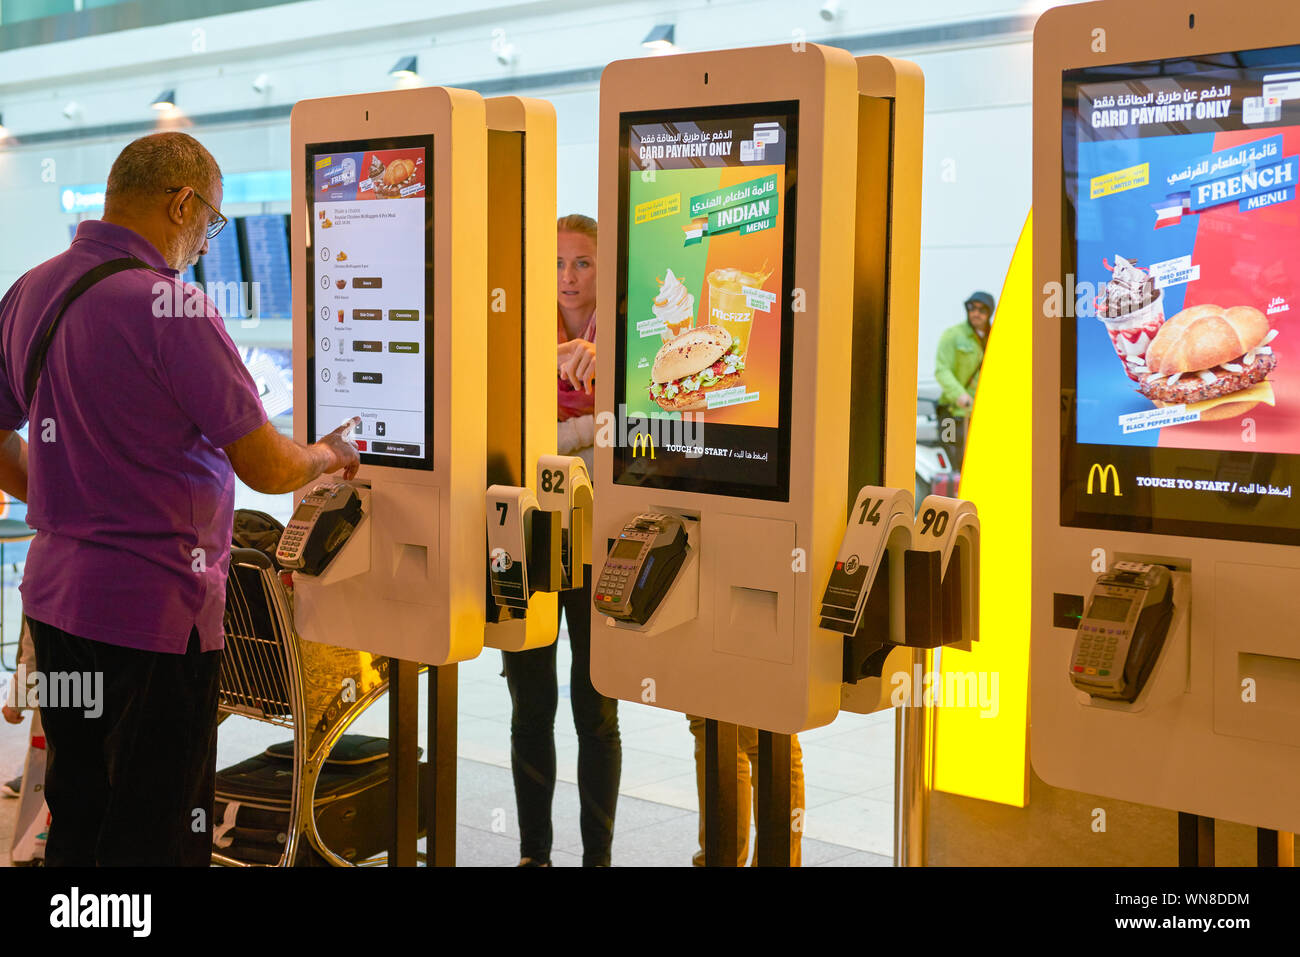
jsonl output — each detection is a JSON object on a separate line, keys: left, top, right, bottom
{"left": 27, "top": 617, "right": 223, "bottom": 867}
{"left": 502, "top": 578, "right": 621, "bottom": 865}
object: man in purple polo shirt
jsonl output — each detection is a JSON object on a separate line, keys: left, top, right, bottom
{"left": 0, "top": 132, "right": 359, "bottom": 866}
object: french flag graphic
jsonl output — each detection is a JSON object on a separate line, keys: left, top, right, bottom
{"left": 1153, "top": 191, "right": 1192, "bottom": 229}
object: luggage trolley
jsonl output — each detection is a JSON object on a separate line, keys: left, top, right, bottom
{"left": 213, "top": 547, "right": 425, "bottom": 866}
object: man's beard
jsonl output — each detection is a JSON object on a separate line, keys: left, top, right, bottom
{"left": 167, "top": 221, "right": 207, "bottom": 271}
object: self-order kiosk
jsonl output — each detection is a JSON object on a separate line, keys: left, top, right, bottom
{"left": 589, "top": 44, "right": 979, "bottom": 745}
{"left": 1033, "top": 0, "right": 1300, "bottom": 836}
{"left": 289, "top": 87, "right": 488, "bottom": 666}
{"left": 287, "top": 88, "right": 571, "bottom": 865}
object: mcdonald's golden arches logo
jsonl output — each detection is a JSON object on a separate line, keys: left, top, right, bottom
{"left": 631, "top": 432, "right": 656, "bottom": 459}
{"left": 1087, "top": 463, "right": 1122, "bottom": 496}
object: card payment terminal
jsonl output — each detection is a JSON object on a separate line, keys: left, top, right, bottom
{"left": 277, "top": 482, "right": 364, "bottom": 575}
{"left": 594, "top": 513, "right": 689, "bottom": 625}
{"left": 1070, "top": 561, "right": 1174, "bottom": 702}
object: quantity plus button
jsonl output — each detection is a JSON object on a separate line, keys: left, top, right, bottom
{"left": 373, "top": 442, "right": 419, "bottom": 455}
{"left": 353, "top": 371, "right": 383, "bottom": 384}
{"left": 353, "top": 277, "right": 383, "bottom": 289}
{"left": 388, "top": 309, "right": 420, "bottom": 321}
{"left": 389, "top": 341, "right": 420, "bottom": 353}
{"left": 352, "top": 340, "right": 382, "bottom": 352}
{"left": 352, "top": 308, "right": 382, "bottom": 321}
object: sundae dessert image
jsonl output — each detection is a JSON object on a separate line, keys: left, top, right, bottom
{"left": 1097, "top": 255, "right": 1165, "bottom": 382}
{"left": 1139, "top": 304, "right": 1279, "bottom": 421}
{"left": 653, "top": 268, "right": 695, "bottom": 342}
{"left": 648, "top": 324, "right": 745, "bottom": 412}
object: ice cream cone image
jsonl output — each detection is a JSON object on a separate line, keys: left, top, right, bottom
{"left": 654, "top": 268, "right": 695, "bottom": 342}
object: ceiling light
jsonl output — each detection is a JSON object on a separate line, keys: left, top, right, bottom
{"left": 152, "top": 89, "right": 176, "bottom": 111}
{"left": 642, "top": 24, "right": 675, "bottom": 51}
{"left": 389, "top": 56, "right": 418, "bottom": 79}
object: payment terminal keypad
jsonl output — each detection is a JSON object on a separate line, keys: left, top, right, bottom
{"left": 594, "top": 513, "right": 672, "bottom": 617}
{"left": 1069, "top": 562, "right": 1172, "bottom": 700}
{"left": 1070, "top": 583, "right": 1142, "bottom": 692}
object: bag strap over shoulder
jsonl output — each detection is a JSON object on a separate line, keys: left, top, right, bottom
{"left": 24, "top": 256, "right": 152, "bottom": 408}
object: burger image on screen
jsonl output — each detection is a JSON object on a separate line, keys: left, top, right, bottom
{"left": 648, "top": 324, "right": 745, "bottom": 412}
{"left": 1138, "top": 304, "right": 1280, "bottom": 421}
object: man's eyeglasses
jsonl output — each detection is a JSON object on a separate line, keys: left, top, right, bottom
{"left": 165, "top": 186, "right": 227, "bottom": 240}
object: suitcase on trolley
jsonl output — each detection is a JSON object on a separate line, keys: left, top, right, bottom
{"left": 213, "top": 733, "right": 428, "bottom": 865}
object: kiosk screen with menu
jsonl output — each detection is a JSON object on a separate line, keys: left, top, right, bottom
{"left": 239, "top": 214, "right": 292, "bottom": 320}
{"left": 305, "top": 136, "right": 433, "bottom": 471}
{"left": 615, "top": 102, "right": 797, "bottom": 500}
{"left": 1062, "top": 44, "right": 1300, "bottom": 545}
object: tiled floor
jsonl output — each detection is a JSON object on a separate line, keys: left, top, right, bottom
{"left": 0, "top": 584, "right": 896, "bottom": 867}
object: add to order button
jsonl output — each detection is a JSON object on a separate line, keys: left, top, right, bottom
{"left": 353, "top": 277, "right": 383, "bottom": 289}
{"left": 388, "top": 309, "right": 420, "bottom": 321}
{"left": 352, "top": 341, "right": 381, "bottom": 352}
{"left": 389, "top": 341, "right": 419, "bottom": 353}
{"left": 373, "top": 442, "right": 419, "bottom": 455}
{"left": 353, "top": 371, "right": 383, "bottom": 384}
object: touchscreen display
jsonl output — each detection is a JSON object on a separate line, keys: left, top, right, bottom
{"left": 615, "top": 103, "right": 797, "bottom": 500}
{"left": 305, "top": 136, "right": 433, "bottom": 470}
{"left": 1062, "top": 46, "right": 1300, "bottom": 545}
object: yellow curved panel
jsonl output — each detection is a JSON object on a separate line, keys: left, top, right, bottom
{"left": 932, "top": 210, "right": 1032, "bottom": 807}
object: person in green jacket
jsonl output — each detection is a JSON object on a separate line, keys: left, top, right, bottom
{"left": 934, "top": 290, "right": 994, "bottom": 469}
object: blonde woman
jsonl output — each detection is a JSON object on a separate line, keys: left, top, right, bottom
{"left": 501, "top": 215, "right": 621, "bottom": 866}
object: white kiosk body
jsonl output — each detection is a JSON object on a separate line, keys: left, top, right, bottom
{"left": 1033, "top": 0, "right": 1300, "bottom": 832}
{"left": 290, "top": 88, "right": 488, "bottom": 665}
{"left": 591, "top": 44, "right": 868, "bottom": 734}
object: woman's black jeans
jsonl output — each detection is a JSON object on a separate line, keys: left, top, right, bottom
{"left": 502, "top": 576, "right": 621, "bottom": 865}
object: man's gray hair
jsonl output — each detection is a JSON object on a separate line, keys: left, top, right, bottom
{"left": 105, "top": 132, "right": 221, "bottom": 208}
